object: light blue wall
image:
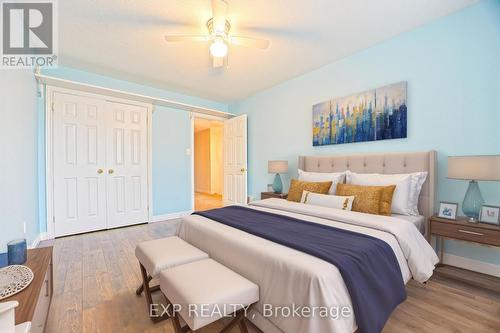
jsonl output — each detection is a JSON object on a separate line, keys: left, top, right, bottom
{"left": 37, "top": 67, "right": 227, "bottom": 222}
{"left": 230, "top": 1, "right": 500, "bottom": 265}
{"left": 152, "top": 107, "right": 192, "bottom": 215}
{"left": 0, "top": 67, "right": 227, "bottom": 252}
{"left": 0, "top": 70, "right": 40, "bottom": 252}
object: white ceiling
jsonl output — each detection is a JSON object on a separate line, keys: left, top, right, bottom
{"left": 59, "top": 0, "right": 477, "bottom": 102}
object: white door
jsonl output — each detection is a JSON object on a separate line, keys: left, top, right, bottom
{"left": 105, "top": 102, "right": 149, "bottom": 228}
{"left": 53, "top": 92, "right": 108, "bottom": 237}
{"left": 223, "top": 115, "right": 248, "bottom": 205}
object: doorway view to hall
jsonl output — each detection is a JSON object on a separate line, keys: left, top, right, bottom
{"left": 194, "top": 117, "right": 224, "bottom": 211}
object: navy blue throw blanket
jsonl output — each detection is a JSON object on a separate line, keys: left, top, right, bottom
{"left": 194, "top": 206, "right": 406, "bottom": 333}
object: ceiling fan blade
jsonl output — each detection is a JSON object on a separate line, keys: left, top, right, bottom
{"left": 164, "top": 35, "right": 209, "bottom": 42}
{"left": 229, "top": 36, "right": 270, "bottom": 49}
{"left": 211, "top": 0, "right": 228, "bottom": 33}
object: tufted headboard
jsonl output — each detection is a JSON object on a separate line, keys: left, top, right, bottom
{"left": 298, "top": 151, "right": 437, "bottom": 223}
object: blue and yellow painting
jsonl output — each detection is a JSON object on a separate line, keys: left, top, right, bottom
{"left": 313, "top": 82, "right": 407, "bottom": 146}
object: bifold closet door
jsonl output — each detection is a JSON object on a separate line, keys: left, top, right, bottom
{"left": 105, "top": 102, "right": 149, "bottom": 229}
{"left": 53, "top": 92, "right": 108, "bottom": 237}
{"left": 53, "top": 92, "right": 149, "bottom": 236}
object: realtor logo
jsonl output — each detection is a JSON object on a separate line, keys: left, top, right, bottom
{"left": 1, "top": 0, "right": 58, "bottom": 68}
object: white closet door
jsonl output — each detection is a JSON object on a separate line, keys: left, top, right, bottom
{"left": 53, "top": 92, "right": 108, "bottom": 237}
{"left": 105, "top": 102, "right": 149, "bottom": 228}
{"left": 223, "top": 115, "right": 248, "bottom": 205}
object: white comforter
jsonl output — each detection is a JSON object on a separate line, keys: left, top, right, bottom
{"left": 178, "top": 199, "right": 439, "bottom": 333}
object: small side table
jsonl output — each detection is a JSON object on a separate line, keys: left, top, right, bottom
{"left": 429, "top": 215, "right": 500, "bottom": 291}
{"left": 429, "top": 215, "right": 500, "bottom": 264}
{"left": 261, "top": 192, "right": 288, "bottom": 200}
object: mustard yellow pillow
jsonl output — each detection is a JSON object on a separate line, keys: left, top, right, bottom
{"left": 336, "top": 184, "right": 395, "bottom": 215}
{"left": 287, "top": 179, "right": 332, "bottom": 202}
{"left": 379, "top": 185, "right": 396, "bottom": 216}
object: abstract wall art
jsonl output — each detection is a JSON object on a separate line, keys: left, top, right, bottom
{"left": 313, "top": 81, "right": 407, "bottom": 146}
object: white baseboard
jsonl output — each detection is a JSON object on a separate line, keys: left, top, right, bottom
{"left": 150, "top": 210, "right": 193, "bottom": 223}
{"left": 30, "top": 232, "right": 49, "bottom": 248}
{"left": 442, "top": 253, "right": 500, "bottom": 278}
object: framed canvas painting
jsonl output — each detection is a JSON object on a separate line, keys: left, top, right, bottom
{"left": 313, "top": 81, "right": 407, "bottom": 146}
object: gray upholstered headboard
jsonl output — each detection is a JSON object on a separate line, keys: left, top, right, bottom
{"left": 298, "top": 151, "right": 437, "bottom": 222}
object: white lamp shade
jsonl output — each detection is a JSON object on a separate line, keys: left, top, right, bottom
{"left": 448, "top": 155, "right": 500, "bottom": 181}
{"left": 268, "top": 160, "right": 288, "bottom": 174}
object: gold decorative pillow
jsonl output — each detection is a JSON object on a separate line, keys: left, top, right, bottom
{"left": 379, "top": 185, "right": 396, "bottom": 216}
{"left": 287, "top": 179, "right": 332, "bottom": 202}
{"left": 336, "top": 184, "right": 395, "bottom": 215}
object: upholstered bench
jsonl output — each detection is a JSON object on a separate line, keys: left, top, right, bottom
{"left": 135, "top": 236, "right": 209, "bottom": 322}
{"left": 160, "top": 258, "right": 259, "bottom": 333}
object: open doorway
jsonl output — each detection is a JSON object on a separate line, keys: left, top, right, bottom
{"left": 193, "top": 117, "right": 224, "bottom": 211}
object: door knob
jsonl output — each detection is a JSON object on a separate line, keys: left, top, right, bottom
{"left": 108, "top": 169, "right": 114, "bottom": 174}
{"left": 97, "top": 169, "right": 103, "bottom": 174}
{"left": 240, "top": 168, "right": 247, "bottom": 172}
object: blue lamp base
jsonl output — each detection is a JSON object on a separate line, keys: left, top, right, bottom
{"left": 7, "top": 239, "right": 27, "bottom": 265}
{"left": 462, "top": 180, "right": 484, "bottom": 223}
{"left": 272, "top": 173, "right": 283, "bottom": 194}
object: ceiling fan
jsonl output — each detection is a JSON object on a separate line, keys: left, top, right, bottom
{"left": 164, "top": 0, "right": 270, "bottom": 68}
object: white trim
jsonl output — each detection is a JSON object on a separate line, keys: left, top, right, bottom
{"left": 190, "top": 113, "right": 195, "bottom": 211}
{"left": 147, "top": 106, "right": 154, "bottom": 223}
{"left": 45, "top": 85, "right": 153, "bottom": 239}
{"left": 150, "top": 210, "right": 193, "bottom": 223}
{"left": 30, "top": 232, "right": 49, "bottom": 249}
{"left": 35, "top": 73, "right": 234, "bottom": 119}
{"left": 442, "top": 253, "right": 500, "bottom": 278}
{"left": 45, "top": 86, "right": 55, "bottom": 239}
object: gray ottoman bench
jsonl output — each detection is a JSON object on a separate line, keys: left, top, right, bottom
{"left": 135, "top": 236, "right": 208, "bottom": 322}
{"left": 160, "top": 258, "right": 259, "bottom": 333}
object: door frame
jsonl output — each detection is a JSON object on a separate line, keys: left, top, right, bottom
{"left": 190, "top": 112, "right": 228, "bottom": 211}
{"left": 45, "top": 85, "right": 153, "bottom": 239}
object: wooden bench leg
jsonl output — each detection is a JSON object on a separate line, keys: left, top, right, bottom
{"left": 139, "top": 263, "right": 169, "bottom": 323}
{"left": 171, "top": 307, "right": 251, "bottom": 333}
{"left": 136, "top": 274, "right": 152, "bottom": 295}
{"left": 219, "top": 308, "right": 249, "bottom": 333}
{"left": 238, "top": 319, "right": 249, "bottom": 333}
{"left": 172, "top": 311, "right": 190, "bottom": 333}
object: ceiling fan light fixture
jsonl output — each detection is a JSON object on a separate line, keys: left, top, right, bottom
{"left": 210, "top": 39, "right": 228, "bottom": 58}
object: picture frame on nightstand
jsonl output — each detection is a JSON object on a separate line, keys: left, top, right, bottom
{"left": 479, "top": 205, "right": 500, "bottom": 225}
{"left": 438, "top": 202, "right": 458, "bottom": 220}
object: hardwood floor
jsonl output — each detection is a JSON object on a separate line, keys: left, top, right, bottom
{"left": 42, "top": 220, "right": 500, "bottom": 333}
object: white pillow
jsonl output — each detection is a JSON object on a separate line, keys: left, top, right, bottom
{"left": 346, "top": 170, "right": 427, "bottom": 216}
{"left": 300, "top": 191, "right": 355, "bottom": 211}
{"left": 408, "top": 172, "right": 428, "bottom": 215}
{"left": 298, "top": 169, "right": 345, "bottom": 195}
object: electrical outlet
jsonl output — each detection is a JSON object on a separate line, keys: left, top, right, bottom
{"left": 185, "top": 148, "right": 192, "bottom": 155}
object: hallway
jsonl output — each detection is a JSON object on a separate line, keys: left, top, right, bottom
{"left": 194, "top": 192, "right": 223, "bottom": 211}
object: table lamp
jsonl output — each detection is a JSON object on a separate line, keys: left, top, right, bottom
{"left": 268, "top": 160, "right": 288, "bottom": 193}
{"left": 448, "top": 155, "right": 500, "bottom": 222}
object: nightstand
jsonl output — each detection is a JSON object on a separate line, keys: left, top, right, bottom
{"left": 261, "top": 191, "right": 288, "bottom": 200}
{"left": 429, "top": 215, "right": 500, "bottom": 264}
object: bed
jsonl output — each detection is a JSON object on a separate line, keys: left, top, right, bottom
{"left": 178, "top": 151, "right": 439, "bottom": 333}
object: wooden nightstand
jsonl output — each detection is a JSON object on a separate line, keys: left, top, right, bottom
{"left": 261, "top": 191, "right": 288, "bottom": 200}
{"left": 3, "top": 246, "right": 53, "bottom": 330}
{"left": 430, "top": 215, "right": 500, "bottom": 263}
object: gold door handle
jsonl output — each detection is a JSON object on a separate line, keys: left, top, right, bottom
{"left": 108, "top": 169, "right": 114, "bottom": 174}
{"left": 97, "top": 169, "right": 103, "bottom": 174}
{"left": 240, "top": 168, "right": 247, "bottom": 172}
